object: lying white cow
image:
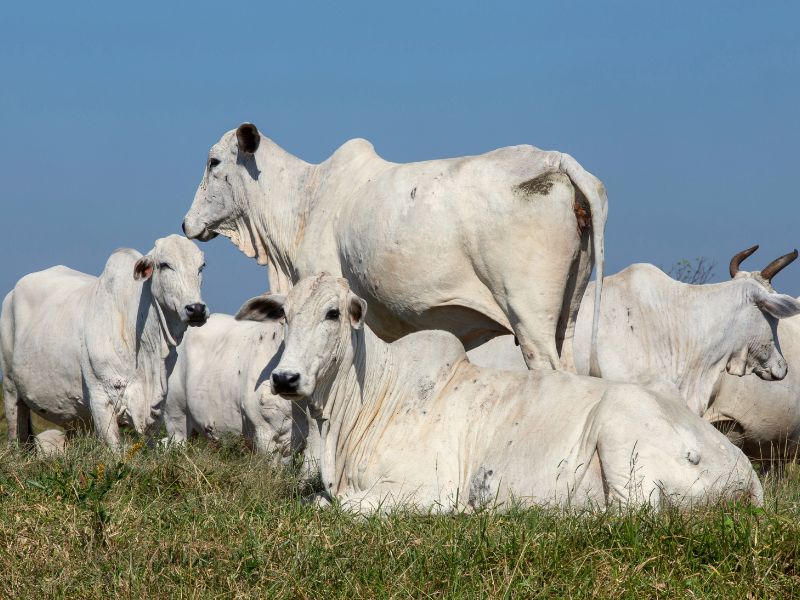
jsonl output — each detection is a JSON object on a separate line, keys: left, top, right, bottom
{"left": 183, "top": 123, "right": 608, "bottom": 372}
{"left": 704, "top": 247, "right": 800, "bottom": 463}
{"left": 163, "top": 311, "right": 309, "bottom": 464}
{"left": 469, "top": 248, "right": 800, "bottom": 417}
{"left": 244, "top": 274, "right": 762, "bottom": 513}
{"left": 0, "top": 235, "right": 208, "bottom": 450}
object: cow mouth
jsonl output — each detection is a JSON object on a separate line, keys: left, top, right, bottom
{"left": 186, "top": 316, "right": 208, "bottom": 327}
{"left": 195, "top": 229, "right": 219, "bottom": 242}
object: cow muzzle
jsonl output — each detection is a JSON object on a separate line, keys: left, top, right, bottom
{"left": 182, "top": 219, "right": 219, "bottom": 241}
{"left": 271, "top": 369, "right": 302, "bottom": 396}
{"left": 184, "top": 303, "right": 209, "bottom": 326}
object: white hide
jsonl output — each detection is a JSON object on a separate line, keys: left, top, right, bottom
{"left": 705, "top": 311, "right": 800, "bottom": 463}
{"left": 268, "top": 275, "right": 761, "bottom": 514}
{"left": 469, "top": 264, "right": 800, "bottom": 416}
{"left": 182, "top": 124, "right": 608, "bottom": 371}
{"left": 163, "top": 312, "right": 310, "bottom": 465}
{"left": 0, "top": 235, "right": 208, "bottom": 450}
{"left": 34, "top": 429, "right": 67, "bottom": 457}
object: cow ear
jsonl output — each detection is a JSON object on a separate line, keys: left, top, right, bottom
{"left": 347, "top": 293, "right": 367, "bottom": 329}
{"left": 235, "top": 293, "right": 285, "bottom": 322}
{"left": 236, "top": 123, "right": 260, "bottom": 155}
{"left": 133, "top": 256, "right": 154, "bottom": 281}
{"left": 755, "top": 289, "right": 800, "bottom": 319}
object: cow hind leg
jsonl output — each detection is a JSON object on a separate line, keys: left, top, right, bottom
{"left": 503, "top": 246, "right": 578, "bottom": 370}
{"left": 486, "top": 172, "right": 582, "bottom": 370}
{"left": 556, "top": 214, "right": 594, "bottom": 372}
{"left": 3, "top": 378, "right": 33, "bottom": 447}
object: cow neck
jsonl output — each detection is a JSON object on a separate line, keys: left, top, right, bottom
{"left": 654, "top": 280, "right": 754, "bottom": 415}
{"left": 312, "top": 326, "right": 399, "bottom": 498}
{"left": 131, "top": 282, "right": 183, "bottom": 430}
{"left": 243, "top": 138, "right": 314, "bottom": 287}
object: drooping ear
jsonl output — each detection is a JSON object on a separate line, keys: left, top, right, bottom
{"left": 347, "top": 293, "right": 367, "bottom": 329}
{"left": 235, "top": 293, "right": 286, "bottom": 322}
{"left": 133, "top": 256, "right": 155, "bottom": 281}
{"left": 236, "top": 123, "right": 260, "bottom": 155}
{"left": 755, "top": 289, "right": 800, "bottom": 319}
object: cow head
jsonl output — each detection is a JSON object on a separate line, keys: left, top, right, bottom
{"left": 235, "top": 275, "right": 366, "bottom": 402}
{"left": 182, "top": 123, "right": 264, "bottom": 247}
{"left": 722, "top": 246, "right": 800, "bottom": 380}
{"left": 723, "top": 281, "right": 800, "bottom": 381}
{"left": 134, "top": 234, "right": 209, "bottom": 330}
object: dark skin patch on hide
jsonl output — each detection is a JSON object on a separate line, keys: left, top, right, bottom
{"left": 517, "top": 173, "right": 592, "bottom": 236}
{"left": 516, "top": 173, "right": 555, "bottom": 196}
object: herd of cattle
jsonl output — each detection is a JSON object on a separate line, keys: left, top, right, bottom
{"left": 2, "top": 123, "right": 800, "bottom": 514}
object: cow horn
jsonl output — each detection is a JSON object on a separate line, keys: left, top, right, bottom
{"left": 760, "top": 249, "right": 799, "bottom": 282}
{"left": 729, "top": 245, "right": 759, "bottom": 277}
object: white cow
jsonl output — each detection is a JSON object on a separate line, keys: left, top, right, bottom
{"left": 246, "top": 274, "right": 762, "bottom": 514}
{"left": 163, "top": 311, "right": 310, "bottom": 464}
{"left": 182, "top": 123, "right": 608, "bottom": 372}
{"left": 0, "top": 235, "right": 208, "bottom": 450}
{"left": 703, "top": 247, "right": 800, "bottom": 463}
{"left": 469, "top": 248, "right": 800, "bottom": 417}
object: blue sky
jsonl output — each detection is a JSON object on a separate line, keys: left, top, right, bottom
{"left": 1, "top": 2, "right": 798, "bottom": 314}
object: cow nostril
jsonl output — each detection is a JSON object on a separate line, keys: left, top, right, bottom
{"left": 181, "top": 221, "right": 187, "bottom": 234}
{"left": 185, "top": 303, "right": 207, "bottom": 318}
{"left": 272, "top": 371, "right": 300, "bottom": 392}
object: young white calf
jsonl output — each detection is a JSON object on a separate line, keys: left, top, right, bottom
{"left": 163, "top": 311, "right": 311, "bottom": 465}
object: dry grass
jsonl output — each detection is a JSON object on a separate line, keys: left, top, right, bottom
{"left": 1, "top": 405, "right": 800, "bottom": 598}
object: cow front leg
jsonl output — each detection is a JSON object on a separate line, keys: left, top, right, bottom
{"left": 88, "top": 394, "right": 122, "bottom": 452}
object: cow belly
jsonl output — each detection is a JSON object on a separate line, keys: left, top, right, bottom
{"left": 11, "top": 322, "right": 89, "bottom": 425}
{"left": 188, "top": 388, "right": 243, "bottom": 438}
{"left": 14, "top": 366, "right": 89, "bottom": 425}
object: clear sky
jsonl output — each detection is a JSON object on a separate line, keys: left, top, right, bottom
{"left": 1, "top": 2, "right": 798, "bottom": 314}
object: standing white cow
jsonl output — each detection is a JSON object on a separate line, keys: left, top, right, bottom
{"left": 0, "top": 235, "right": 208, "bottom": 450}
{"left": 469, "top": 248, "right": 800, "bottom": 417}
{"left": 249, "top": 274, "right": 762, "bottom": 513}
{"left": 182, "top": 123, "right": 608, "bottom": 372}
{"left": 163, "top": 311, "right": 310, "bottom": 464}
{"left": 704, "top": 247, "right": 800, "bottom": 463}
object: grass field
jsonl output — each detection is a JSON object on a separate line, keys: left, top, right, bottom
{"left": 2, "top": 407, "right": 800, "bottom": 598}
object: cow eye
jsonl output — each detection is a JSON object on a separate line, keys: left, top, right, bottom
{"left": 159, "top": 263, "right": 173, "bottom": 271}
{"left": 326, "top": 309, "right": 340, "bottom": 321}
{"left": 199, "top": 263, "right": 206, "bottom": 273}
{"left": 208, "top": 158, "right": 221, "bottom": 170}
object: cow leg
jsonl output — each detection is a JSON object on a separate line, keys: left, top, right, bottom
{"left": 556, "top": 220, "right": 594, "bottom": 372}
{"left": 163, "top": 403, "right": 190, "bottom": 445}
{"left": 87, "top": 391, "right": 122, "bottom": 451}
{"left": 503, "top": 254, "right": 576, "bottom": 370}
{"left": 3, "top": 378, "right": 32, "bottom": 447}
{"left": 480, "top": 172, "right": 581, "bottom": 370}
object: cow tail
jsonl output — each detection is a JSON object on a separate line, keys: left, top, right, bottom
{"left": 559, "top": 153, "right": 607, "bottom": 377}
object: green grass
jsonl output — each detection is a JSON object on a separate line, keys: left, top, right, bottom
{"left": 2, "top": 408, "right": 800, "bottom": 598}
